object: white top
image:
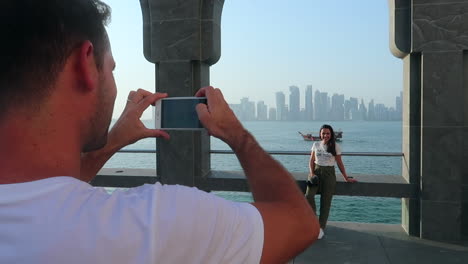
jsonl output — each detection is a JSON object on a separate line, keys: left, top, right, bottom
{"left": 0, "top": 177, "right": 264, "bottom": 264}
{"left": 311, "top": 141, "right": 342, "bottom": 166}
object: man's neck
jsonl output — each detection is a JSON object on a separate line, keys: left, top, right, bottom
{"left": 0, "top": 114, "right": 82, "bottom": 184}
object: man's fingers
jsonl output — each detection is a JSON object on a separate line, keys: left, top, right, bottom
{"left": 137, "top": 93, "right": 167, "bottom": 112}
{"left": 194, "top": 86, "right": 213, "bottom": 97}
{"left": 144, "top": 129, "right": 170, "bottom": 140}
{"left": 154, "top": 130, "right": 170, "bottom": 140}
{"left": 127, "top": 89, "right": 152, "bottom": 103}
{"left": 213, "top": 88, "right": 225, "bottom": 101}
{"left": 150, "top": 93, "right": 168, "bottom": 106}
{"left": 196, "top": 103, "right": 211, "bottom": 129}
{"left": 127, "top": 90, "right": 136, "bottom": 100}
{"left": 203, "top": 87, "right": 226, "bottom": 113}
{"left": 127, "top": 89, "right": 167, "bottom": 106}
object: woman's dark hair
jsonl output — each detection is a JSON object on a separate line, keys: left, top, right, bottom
{"left": 320, "top": 124, "right": 336, "bottom": 156}
{"left": 0, "top": 0, "right": 111, "bottom": 117}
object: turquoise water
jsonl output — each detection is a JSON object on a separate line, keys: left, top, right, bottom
{"left": 104, "top": 120, "right": 402, "bottom": 224}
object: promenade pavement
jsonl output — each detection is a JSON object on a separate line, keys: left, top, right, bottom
{"left": 293, "top": 222, "right": 468, "bottom": 264}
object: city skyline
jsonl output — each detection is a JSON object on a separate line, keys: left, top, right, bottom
{"left": 105, "top": 0, "right": 402, "bottom": 119}
{"left": 229, "top": 85, "right": 402, "bottom": 121}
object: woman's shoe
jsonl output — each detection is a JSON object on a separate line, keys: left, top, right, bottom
{"left": 318, "top": 228, "right": 324, "bottom": 239}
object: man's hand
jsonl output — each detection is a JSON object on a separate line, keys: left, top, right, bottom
{"left": 195, "top": 86, "right": 318, "bottom": 263}
{"left": 195, "top": 86, "right": 246, "bottom": 148}
{"left": 107, "top": 89, "right": 170, "bottom": 150}
{"left": 80, "top": 89, "right": 169, "bottom": 182}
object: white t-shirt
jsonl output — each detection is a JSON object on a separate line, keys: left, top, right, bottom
{"left": 311, "top": 141, "right": 342, "bottom": 166}
{"left": 0, "top": 177, "right": 264, "bottom": 264}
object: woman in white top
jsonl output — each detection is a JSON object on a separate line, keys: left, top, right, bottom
{"left": 305, "top": 124, "right": 357, "bottom": 239}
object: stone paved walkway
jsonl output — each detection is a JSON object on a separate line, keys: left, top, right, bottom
{"left": 292, "top": 222, "right": 468, "bottom": 264}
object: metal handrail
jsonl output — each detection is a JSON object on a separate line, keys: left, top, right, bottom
{"left": 118, "top": 149, "right": 156, "bottom": 154}
{"left": 211, "top": 150, "right": 403, "bottom": 156}
{"left": 118, "top": 149, "right": 403, "bottom": 157}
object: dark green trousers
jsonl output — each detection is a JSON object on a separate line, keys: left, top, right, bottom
{"left": 305, "top": 165, "right": 336, "bottom": 229}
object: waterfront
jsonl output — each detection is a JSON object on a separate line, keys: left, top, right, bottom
{"left": 104, "top": 120, "right": 402, "bottom": 224}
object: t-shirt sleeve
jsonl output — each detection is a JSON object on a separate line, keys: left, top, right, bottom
{"left": 133, "top": 183, "right": 264, "bottom": 264}
{"left": 335, "top": 143, "right": 342, "bottom": 155}
{"left": 311, "top": 142, "right": 317, "bottom": 152}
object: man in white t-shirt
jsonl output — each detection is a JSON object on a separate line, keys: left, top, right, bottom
{"left": 0, "top": 1, "right": 319, "bottom": 263}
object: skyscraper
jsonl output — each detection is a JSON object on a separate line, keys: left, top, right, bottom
{"left": 314, "top": 90, "right": 329, "bottom": 120}
{"left": 368, "top": 99, "right": 375, "bottom": 121}
{"left": 348, "top": 97, "right": 359, "bottom": 120}
{"left": 330, "top": 93, "right": 345, "bottom": 120}
{"left": 305, "top": 85, "right": 313, "bottom": 121}
{"left": 240, "top": 97, "right": 255, "bottom": 121}
{"left": 257, "top": 101, "right": 268, "bottom": 121}
{"left": 375, "top": 103, "right": 388, "bottom": 121}
{"left": 359, "top": 99, "right": 367, "bottom": 120}
{"left": 276, "top": 92, "right": 286, "bottom": 121}
{"left": 395, "top": 91, "right": 402, "bottom": 120}
{"left": 268, "top": 108, "right": 277, "bottom": 121}
{"left": 289, "top": 86, "right": 300, "bottom": 121}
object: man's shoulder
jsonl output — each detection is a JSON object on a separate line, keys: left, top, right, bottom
{"left": 0, "top": 178, "right": 264, "bottom": 263}
{"left": 0, "top": 176, "right": 88, "bottom": 195}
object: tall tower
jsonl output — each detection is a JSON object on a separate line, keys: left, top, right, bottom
{"left": 268, "top": 108, "right": 276, "bottom": 121}
{"left": 305, "top": 85, "right": 313, "bottom": 121}
{"left": 368, "top": 99, "right": 375, "bottom": 121}
{"left": 257, "top": 101, "right": 268, "bottom": 121}
{"left": 359, "top": 99, "right": 367, "bottom": 120}
{"left": 313, "top": 90, "right": 320, "bottom": 120}
{"left": 314, "top": 90, "right": 329, "bottom": 120}
{"left": 395, "top": 91, "right": 402, "bottom": 121}
{"left": 240, "top": 97, "right": 255, "bottom": 121}
{"left": 289, "top": 86, "right": 300, "bottom": 121}
{"left": 331, "top": 93, "right": 345, "bottom": 121}
{"left": 348, "top": 97, "right": 359, "bottom": 120}
{"left": 276, "top": 92, "right": 286, "bottom": 121}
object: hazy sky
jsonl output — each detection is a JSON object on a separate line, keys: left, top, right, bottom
{"left": 106, "top": 0, "right": 402, "bottom": 119}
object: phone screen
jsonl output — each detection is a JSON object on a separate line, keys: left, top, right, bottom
{"left": 157, "top": 97, "right": 207, "bottom": 129}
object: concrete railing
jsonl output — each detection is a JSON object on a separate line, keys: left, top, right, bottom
{"left": 91, "top": 149, "right": 417, "bottom": 199}
{"left": 116, "top": 149, "right": 404, "bottom": 157}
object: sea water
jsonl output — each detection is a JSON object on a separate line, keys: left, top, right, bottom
{"left": 104, "top": 120, "right": 402, "bottom": 224}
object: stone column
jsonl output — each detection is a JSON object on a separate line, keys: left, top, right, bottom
{"left": 390, "top": 0, "right": 468, "bottom": 242}
{"left": 389, "top": 0, "right": 421, "bottom": 237}
{"left": 139, "top": 0, "right": 224, "bottom": 186}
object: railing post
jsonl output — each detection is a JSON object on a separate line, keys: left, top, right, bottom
{"left": 139, "top": 0, "right": 225, "bottom": 185}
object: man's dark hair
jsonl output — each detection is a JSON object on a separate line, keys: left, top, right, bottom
{"left": 0, "top": 0, "right": 111, "bottom": 116}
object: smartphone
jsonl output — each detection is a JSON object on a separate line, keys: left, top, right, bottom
{"left": 154, "top": 97, "right": 207, "bottom": 130}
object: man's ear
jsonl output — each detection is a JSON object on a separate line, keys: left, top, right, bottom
{"left": 76, "top": 40, "right": 98, "bottom": 92}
